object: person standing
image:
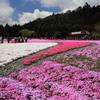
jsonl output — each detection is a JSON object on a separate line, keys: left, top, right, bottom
{"left": 7, "top": 36, "right": 10, "bottom": 43}
{"left": 21, "top": 37, "right": 24, "bottom": 42}
{"left": 0, "top": 35, "right": 2, "bottom": 43}
{"left": 0, "top": 35, "right": 4, "bottom": 43}
{"left": 1, "top": 36, "right": 4, "bottom": 43}
{"left": 25, "top": 37, "right": 28, "bottom": 42}
{"left": 18, "top": 37, "right": 20, "bottom": 43}
{"left": 14, "top": 37, "right": 17, "bottom": 43}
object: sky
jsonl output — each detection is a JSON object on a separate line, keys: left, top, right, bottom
{"left": 0, "top": 0, "right": 100, "bottom": 26}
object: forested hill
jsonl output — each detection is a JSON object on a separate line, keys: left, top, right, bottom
{"left": 0, "top": 3, "right": 100, "bottom": 39}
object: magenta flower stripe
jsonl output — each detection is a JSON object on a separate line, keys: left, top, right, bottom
{"left": 23, "top": 41, "right": 91, "bottom": 65}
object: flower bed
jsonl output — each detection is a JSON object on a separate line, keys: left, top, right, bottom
{"left": 0, "top": 61, "right": 100, "bottom": 100}
{"left": 23, "top": 41, "right": 91, "bottom": 65}
{"left": 1, "top": 39, "right": 100, "bottom": 100}
{"left": 0, "top": 42, "right": 57, "bottom": 66}
{"left": 52, "top": 41, "right": 100, "bottom": 71}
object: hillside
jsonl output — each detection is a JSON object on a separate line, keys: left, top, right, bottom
{"left": 0, "top": 3, "right": 100, "bottom": 39}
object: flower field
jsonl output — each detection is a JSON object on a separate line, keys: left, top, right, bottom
{"left": 0, "top": 42, "right": 57, "bottom": 66}
{"left": 0, "top": 39, "right": 100, "bottom": 100}
{"left": 23, "top": 40, "right": 91, "bottom": 65}
{"left": 52, "top": 41, "right": 100, "bottom": 72}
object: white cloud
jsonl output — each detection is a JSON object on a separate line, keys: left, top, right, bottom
{"left": 0, "top": 0, "right": 53, "bottom": 25}
{"left": 0, "top": 0, "right": 18, "bottom": 26}
{"left": 1, "top": 0, "right": 100, "bottom": 26}
{"left": 25, "top": 0, "right": 34, "bottom": 1}
{"left": 40, "top": 0, "right": 100, "bottom": 12}
{"left": 25, "top": 0, "right": 100, "bottom": 12}
{"left": 18, "top": 9, "right": 53, "bottom": 25}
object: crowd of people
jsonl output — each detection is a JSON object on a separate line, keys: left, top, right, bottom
{"left": 0, "top": 36, "right": 28, "bottom": 43}
{"left": 11, "top": 36, "right": 28, "bottom": 43}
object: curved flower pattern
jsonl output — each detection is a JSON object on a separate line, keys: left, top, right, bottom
{"left": 1, "top": 39, "right": 100, "bottom": 100}
{"left": 52, "top": 41, "right": 100, "bottom": 71}
{"left": 0, "top": 42, "right": 57, "bottom": 66}
{"left": 23, "top": 41, "right": 91, "bottom": 65}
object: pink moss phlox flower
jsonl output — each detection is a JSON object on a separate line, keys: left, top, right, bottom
{"left": 0, "top": 78, "right": 46, "bottom": 100}
{"left": 23, "top": 41, "right": 91, "bottom": 65}
{"left": 89, "top": 71, "right": 100, "bottom": 78}
{"left": 63, "top": 66, "right": 73, "bottom": 71}
{"left": 22, "top": 59, "right": 32, "bottom": 65}
{"left": 1, "top": 60, "right": 100, "bottom": 99}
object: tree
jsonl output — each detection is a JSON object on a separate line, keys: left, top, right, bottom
{"left": 91, "top": 32, "right": 100, "bottom": 40}
{"left": 11, "top": 24, "right": 21, "bottom": 37}
{"left": 0, "top": 25, "right": 4, "bottom": 36}
{"left": 53, "top": 31, "right": 62, "bottom": 39}
{"left": 19, "top": 29, "right": 35, "bottom": 38}
{"left": 4, "top": 24, "right": 11, "bottom": 36}
{"left": 95, "top": 22, "right": 100, "bottom": 34}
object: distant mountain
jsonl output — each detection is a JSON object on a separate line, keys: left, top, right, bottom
{"left": 0, "top": 3, "right": 100, "bottom": 39}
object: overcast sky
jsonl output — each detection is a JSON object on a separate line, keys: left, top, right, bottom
{"left": 0, "top": 0, "right": 100, "bottom": 26}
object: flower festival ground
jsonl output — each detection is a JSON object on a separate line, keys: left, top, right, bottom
{"left": 0, "top": 39, "right": 100, "bottom": 100}
{"left": 0, "top": 42, "right": 58, "bottom": 67}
